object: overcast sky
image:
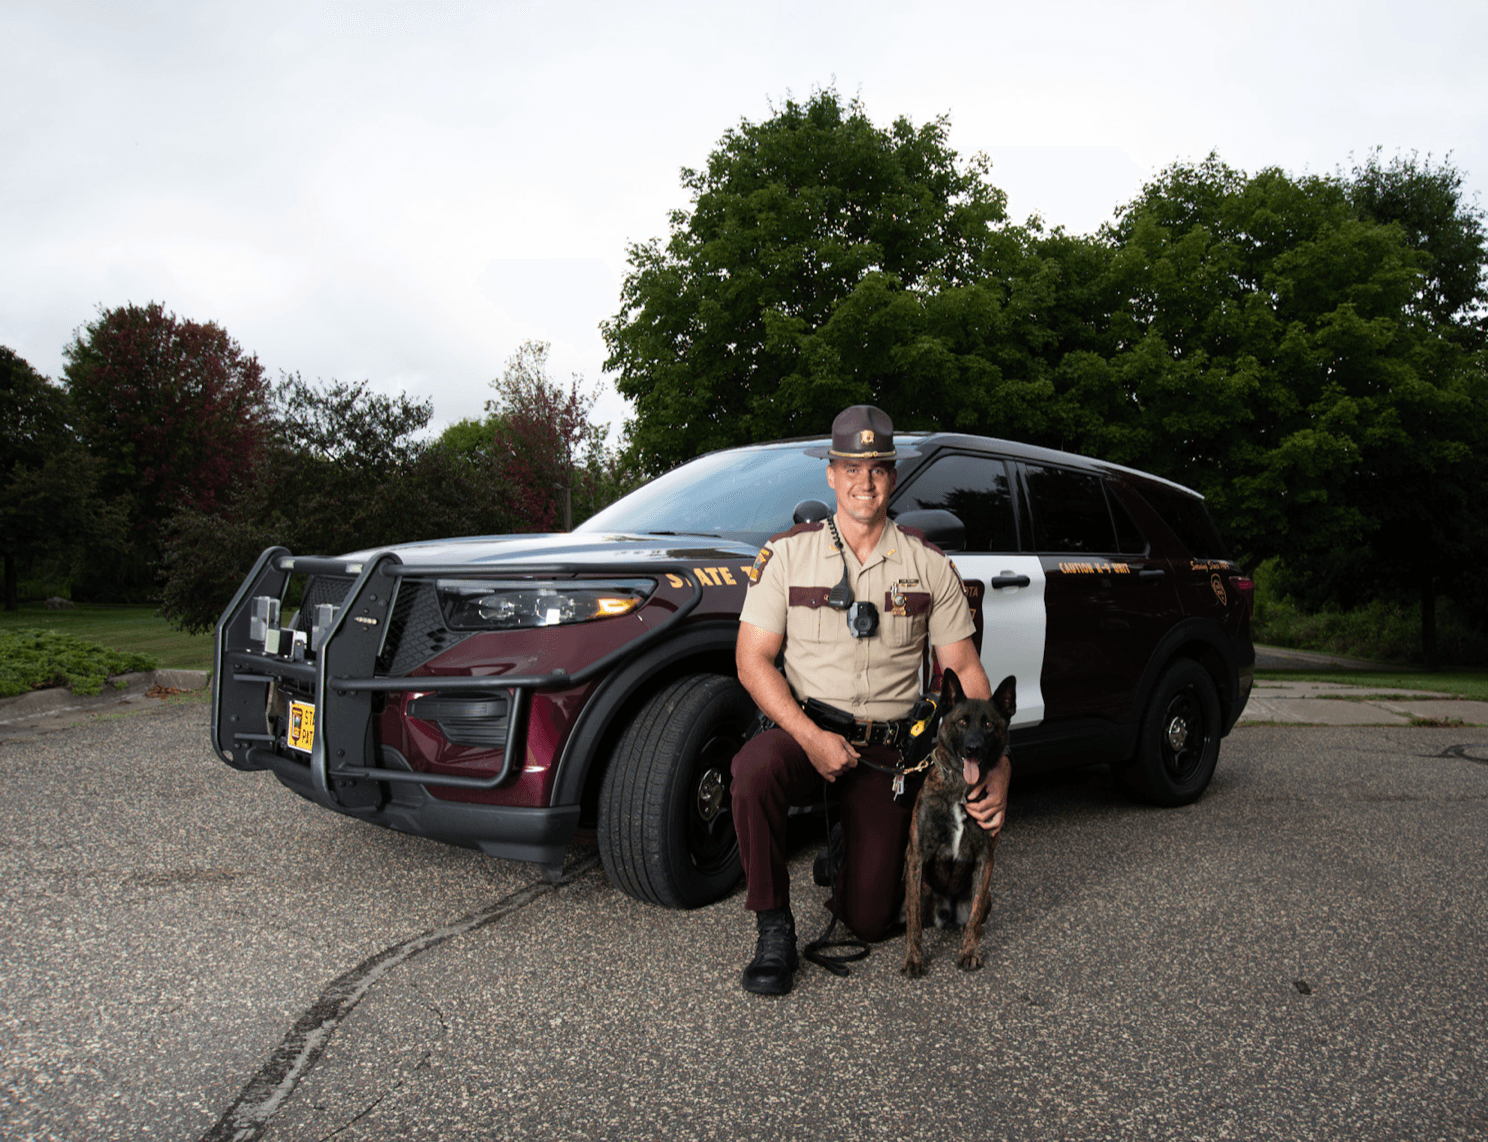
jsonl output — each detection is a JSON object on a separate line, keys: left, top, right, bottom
{"left": 4, "top": 0, "right": 1485, "bottom": 440}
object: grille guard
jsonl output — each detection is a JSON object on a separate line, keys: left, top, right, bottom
{"left": 212, "top": 547, "right": 704, "bottom": 807}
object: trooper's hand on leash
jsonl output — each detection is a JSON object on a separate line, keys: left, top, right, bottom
{"left": 804, "top": 726, "right": 860, "bottom": 782}
{"left": 964, "top": 752, "right": 1012, "bottom": 837}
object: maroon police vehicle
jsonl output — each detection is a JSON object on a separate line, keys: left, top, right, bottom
{"left": 212, "top": 433, "right": 1254, "bottom": 908}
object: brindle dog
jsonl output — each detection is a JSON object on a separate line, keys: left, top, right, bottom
{"left": 902, "top": 668, "right": 1016, "bottom": 977}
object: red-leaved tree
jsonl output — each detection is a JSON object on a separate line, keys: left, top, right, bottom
{"left": 486, "top": 341, "right": 612, "bottom": 531}
{"left": 62, "top": 302, "right": 273, "bottom": 598}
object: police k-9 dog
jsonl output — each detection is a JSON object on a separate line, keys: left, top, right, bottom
{"left": 902, "top": 668, "right": 1016, "bottom": 977}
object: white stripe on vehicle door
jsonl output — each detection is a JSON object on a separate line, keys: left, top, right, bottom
{"left": 952, "top": 555, "right": 1047, "bottom": 728}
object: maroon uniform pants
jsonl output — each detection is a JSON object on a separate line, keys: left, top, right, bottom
{"left": 730, "top": 728, "right": 919, "bottom": 943}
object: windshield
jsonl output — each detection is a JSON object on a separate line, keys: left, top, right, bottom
{"left": 576, "top": 443, "right": 834, "bottom": 546}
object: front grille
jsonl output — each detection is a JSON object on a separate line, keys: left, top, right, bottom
{"left": 296, "top": 574, "right": 354, "bottom": 624}
{"left": 378, "top": 579, "right": 472, "bottom": 676}
{"left": 294, "top": 572, "right": 472, "bottom": 677}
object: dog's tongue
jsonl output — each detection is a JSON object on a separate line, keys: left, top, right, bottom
{"left": 962, "top": 757, "right": 980, "bottom": 787}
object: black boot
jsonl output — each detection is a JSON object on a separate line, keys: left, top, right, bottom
{"left": 741, "top": 907, "right": 798, "bottom": 996}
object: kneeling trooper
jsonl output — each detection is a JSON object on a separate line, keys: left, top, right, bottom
{"left": 729, "top": 405, "right": 1012, "bottom": 995}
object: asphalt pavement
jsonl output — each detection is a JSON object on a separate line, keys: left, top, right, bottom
{"left": 3, "top": 693, "right": 1488, "bottom": 1140}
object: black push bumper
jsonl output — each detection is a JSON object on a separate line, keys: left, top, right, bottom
{"left": 212, "top": 547, "right": 702, "bottom": 865}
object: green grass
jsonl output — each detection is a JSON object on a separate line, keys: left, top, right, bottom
{"left": 1255, "top": 668, "right": 1488, "bottom": 701}
{"left": 0, "top": 603, "right": 213, "bottom": 672}
{"left": 0, "top": 629, "right": 158, "bottom": 697}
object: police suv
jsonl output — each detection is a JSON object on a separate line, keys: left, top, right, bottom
{"left": 213, "top": 434, "right": 1254, "bottom": 908}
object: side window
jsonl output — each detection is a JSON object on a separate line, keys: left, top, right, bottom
{"left": 893, "top": 453, "right": 1018, "bottom": 552}
{"left": 1109, "top": 488, "right": 1149, "bottom": 555}
{"left": 1023, "top": 464, "right": 1117, "bottom": 553}
{"left": 1136, "top": 485, "right": 1230, "bottom": 560}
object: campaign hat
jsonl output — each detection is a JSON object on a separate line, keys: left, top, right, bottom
{"left": 804, "top": 405, "right": 917, "bottom": 460}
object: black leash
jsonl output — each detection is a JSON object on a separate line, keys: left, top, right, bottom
{"left": 800, "top": 792, "right": 869, "bottom": 977}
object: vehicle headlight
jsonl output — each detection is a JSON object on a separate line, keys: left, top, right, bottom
{"left": 436, "top": 579, "right": 655, "bottom": 631}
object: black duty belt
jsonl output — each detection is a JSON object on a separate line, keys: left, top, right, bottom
{"left": 801, "top": 697, "right": 910, "bottom": 749}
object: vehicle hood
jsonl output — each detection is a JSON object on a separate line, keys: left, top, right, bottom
{"left": 340, "top": 531, "right": 760, "bottom": 569}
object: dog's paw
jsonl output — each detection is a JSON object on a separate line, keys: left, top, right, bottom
{"left": 956, "top": 950, "right": 983, "bottom": 972}
{"left": 901, "top": 956, "right": 927, "bottom": 978}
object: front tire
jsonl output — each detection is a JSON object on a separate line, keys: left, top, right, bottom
{"left": 1125, "top": 659, "right": 1221, "bottom": 807}
{"left": 598, "top": 674, "right": 752, "bottom": 908}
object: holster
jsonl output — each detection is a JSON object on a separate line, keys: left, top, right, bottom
{"left": 900, "top": 695, "right": 942, "bottom": 769}
{"left": 801, "top": 697, "right": 910, "bottom": 750}
{"left": 801, "top": 697, "right": 860, "bottom": 739}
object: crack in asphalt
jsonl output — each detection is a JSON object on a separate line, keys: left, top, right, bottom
{"left": 198, "top": 852, "right": 600, "bottom": 1142}
{"left": 315, "top": 1085, "right": 393, "bottom": 1142}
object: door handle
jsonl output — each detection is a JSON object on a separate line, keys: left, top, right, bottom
{"left": 1137, "top": 569, "right": 1166, "bottom": 582}
{"left": 990, "top": 574, "right": 1031, "bottom": 590}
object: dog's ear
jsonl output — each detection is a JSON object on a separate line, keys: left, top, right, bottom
{"left": 992, "top": 675, "right": 1016, "bottom": 720}
{"left": 940, "top": 667, "right": 964, "bottom": 709}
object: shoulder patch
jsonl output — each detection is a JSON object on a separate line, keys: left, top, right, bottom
{"left": 746, "top": 545, "right": 773, "bottom": 585}
{"left": 949, "top": 558, "right": 969, "bottom": 595}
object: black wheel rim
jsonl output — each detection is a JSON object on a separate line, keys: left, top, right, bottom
{"left": 1159, "top": 686, "right": 1208, "bottom": 785}
{"left": 686, "top": 726, "right": 740, "bottom": 876}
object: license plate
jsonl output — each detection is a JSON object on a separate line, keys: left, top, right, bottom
{"left": 287, "top": 700, "right": 317, "bottom": 753}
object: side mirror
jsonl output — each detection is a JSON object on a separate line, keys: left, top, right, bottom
{"left": 793, "top": 499, "right": 831, "bottom": 524}
{"left": 892, "top": 508, "right": 966, "bottom": 552}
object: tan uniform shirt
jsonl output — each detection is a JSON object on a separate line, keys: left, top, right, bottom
{"left": 740, "top": 517, "right": 975, "bottom": 720}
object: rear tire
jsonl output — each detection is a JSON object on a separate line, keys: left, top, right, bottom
{"left": 1125, "top": 659, "right": 1221, "bottom": 807}
{"left": 598, "top": 674, "right": 752, "bottom": 908}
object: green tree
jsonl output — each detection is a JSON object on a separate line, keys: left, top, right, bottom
{"left": 605, "top": 86, "right": 1488, "bottom": 666}
{"left": 276, "top": 374, "right": 430, "bottom": 475}
{"left": 158, "top": 356, "right": 639, "bottom": 634}
{"left": 266, "top": 374, "right": 448, "bottom": 555}
{"left": 61, "top": 302, "right": 273, "bottom": 600}
{"left": 435, "top": 415, "right": 502, "bottom": 460}
{"left": 1341, "top": 151, "right": 1488, "bottom": 664}
{"left": 0, "top": 348, "right": 125, "bottom": 611}
{"left": 1346, "top": 150, "right": 1488, "bottom": 349}
{"left": 1, "top": 348, "right": 68, "bottom": 609}
{"left": 604, "top": 88, "right": 1016, "bottom": 471}
{"left": 158, "top": 374, "right": 515, "bottom": 632}
{"left": 1095, "top": 155, "right": 1488, "bottom": 667}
